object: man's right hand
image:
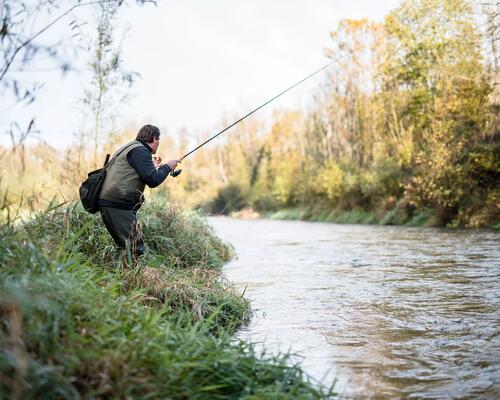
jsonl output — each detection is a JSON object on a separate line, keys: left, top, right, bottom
{"left": 166, "top": 159, "right": 180, "bottom": 170}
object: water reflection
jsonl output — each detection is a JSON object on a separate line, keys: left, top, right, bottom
{"left": 209, "top": 217, "right": 500, "bottom": 399}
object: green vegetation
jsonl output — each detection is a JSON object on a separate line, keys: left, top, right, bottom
{"left": 0, "top": 201, "right": 333, "bottom": 399}
{"left": 267, "top": 208, "right": 391, "bottom": 226}
{"left": 174, "top": 0, "right": 498, "bottom": 229}
{"left": 1, "top": 1, "right": 497, "bottom": 229}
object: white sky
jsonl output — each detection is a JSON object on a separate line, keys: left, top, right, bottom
{"left": 1, "top": 0, "right": 400, "bottom": 150}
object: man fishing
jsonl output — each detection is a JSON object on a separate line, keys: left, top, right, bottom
{"left": 98, "top": 124, "right": 179, "bottom": 256}
{"left": 89, "top": 54, "right": 350, "bottom": 256}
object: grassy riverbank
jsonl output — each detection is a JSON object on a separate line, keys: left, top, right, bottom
{"left": 266, "top": 206, "right": 499, "bottom": 229}
{"left": 0, "top": 201, "right": 333, "bottom": 399}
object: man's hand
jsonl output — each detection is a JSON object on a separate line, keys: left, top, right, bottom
{"left": 166, "top": 159, "right": 180, "bottom": 171}
{"left": 153, "top": 156, "right": 162, "bottom": 168}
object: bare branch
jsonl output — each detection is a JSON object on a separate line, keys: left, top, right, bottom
{"left": 0, "top": 0, "right": 106, "bottom": 83}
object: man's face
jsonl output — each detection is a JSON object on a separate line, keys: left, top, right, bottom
{"left": 150, "top": 137, "right": 160, "bottom": 154}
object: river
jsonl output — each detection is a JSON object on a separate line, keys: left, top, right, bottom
{"left": 209, "top": 217, "right": 500, "bottom": 399}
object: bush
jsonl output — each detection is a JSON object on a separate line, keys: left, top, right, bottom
{"left": 316, "top": 161, "right": 343, "bottom": 202}
{"left": 211, "top": 183, "right": 247, "bottom": 215}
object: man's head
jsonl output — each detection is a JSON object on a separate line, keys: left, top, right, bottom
{"left": 137, "top": 124, "right": 161, "bottom": 154}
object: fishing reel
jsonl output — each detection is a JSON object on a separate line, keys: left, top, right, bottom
{"left": 171, "top": 169, "right": 182, "bottom": 177}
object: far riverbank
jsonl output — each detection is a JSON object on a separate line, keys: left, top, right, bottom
{"left": 230, "top": 207, "right": 500, "bottom": 229}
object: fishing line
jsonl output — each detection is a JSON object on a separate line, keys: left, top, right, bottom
{"left": 171, "top": 0, "right": 483, "bottom": 175}
{"left": 170, "top": 48, "right": 358, "bottom": 177}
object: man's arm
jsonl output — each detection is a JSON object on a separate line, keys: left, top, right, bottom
{"left": 127, "top": 147, "right": 171, "bottom": 188}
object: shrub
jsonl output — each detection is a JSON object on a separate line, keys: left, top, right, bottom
{"left": 316, "top": 161, "right": 343, "bottom": 203}
{"left": 211, "top": 183, "right": 247, "bottom": 215}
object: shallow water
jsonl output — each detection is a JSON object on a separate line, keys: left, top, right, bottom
{"left": 209, "top": 217, "right": 500, "bottom": 399}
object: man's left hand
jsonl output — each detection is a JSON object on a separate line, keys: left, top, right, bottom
{"left": 153, "top": 156, "right": 162, "bottom": 167}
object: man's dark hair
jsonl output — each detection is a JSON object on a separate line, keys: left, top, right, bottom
{"left": 136, "top": 124, "right": 160, "bottom": 143}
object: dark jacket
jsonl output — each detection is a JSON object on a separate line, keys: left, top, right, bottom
{"left": 98, "top": 140, "right": 171, "bottom": 210}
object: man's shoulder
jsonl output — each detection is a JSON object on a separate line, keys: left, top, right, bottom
{"left": 111, "top": 140, "right": 141, "bottom": 161}
{"left": 127, "top": 140, "right": 145, "bottom": 152}
{"left": 127, "top": 143, "right": 153, "bottom": 168}
{"left": 127, "top": 143, "right": 150, "bottom": 158}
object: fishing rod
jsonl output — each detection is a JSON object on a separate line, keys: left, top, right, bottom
{"left": 170, "top": 48, "right": 356, "bottom": 178}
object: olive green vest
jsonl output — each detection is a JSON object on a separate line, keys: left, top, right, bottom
{"left": 99, "top": 140, "right": 146, "bottom": 206}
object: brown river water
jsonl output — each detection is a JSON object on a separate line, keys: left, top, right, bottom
{"left": 209, "top": 217, "right": 500, "bottom": 399}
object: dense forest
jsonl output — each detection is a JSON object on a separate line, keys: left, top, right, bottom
{"left": 0, "top": 0, "right": 498, "bottom": 228}
{"left": 183, "top": 0, "right": 499, "bottom": 228}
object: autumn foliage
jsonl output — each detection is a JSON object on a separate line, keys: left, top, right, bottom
{"left": 1, "top": 0, "right": 498, "bottom": 228}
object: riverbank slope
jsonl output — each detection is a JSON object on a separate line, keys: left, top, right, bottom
{"left": 0, "top": 201, "right": 333, "bottom": 399}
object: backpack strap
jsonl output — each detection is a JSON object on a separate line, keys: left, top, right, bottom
{"left": 103, "top": 154, "right": 110, "bottom": 167}
{"left": 103, "top": 141, "right": 142, "bottom": 171}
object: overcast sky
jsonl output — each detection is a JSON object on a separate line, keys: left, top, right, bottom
{"left": 2, "top": 0, "right": 400, "bottom": 150}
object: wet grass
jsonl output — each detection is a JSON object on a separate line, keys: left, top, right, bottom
{"left": 490, "top": 220, "right": 500, "bottom": 230}
{"left": 267, "top": 207, "right": 377, "bottom": 225}
{"left": 267, "top": 208, "right": 308, "bottom": 221}
{"left": 0, "top": 201, "right": 334, "bottom": 399}
{"left": 405, "top": 210, "right": 433, "bottom": 227}
{"left": 265, "top": 207, "right": 447, "bottom": 227}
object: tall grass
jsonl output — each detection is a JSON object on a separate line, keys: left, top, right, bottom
{"left": 0, "top": 200, "right": 334, "bottom": 399}
{"left": 267, "top": 207, "right": 377, "bottom": 225}
{"left": 265, "top": 206, "right": 452, "bottom": 227}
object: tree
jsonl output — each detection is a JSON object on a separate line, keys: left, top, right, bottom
{"left": 81, "top": 1, "right": 138, "bottom": 166}
{"left": 384, "top": 0, "right": 493, "bottom": 223}
{"left": 312, "top": 18, "right": 385, "bottom": 168}
{"left": 1, "top": 0, "right": 154, "bottom": 160}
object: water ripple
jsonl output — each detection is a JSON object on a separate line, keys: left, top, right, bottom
{"left": 210, "top": 218, "right": 500, "bottom": 399}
